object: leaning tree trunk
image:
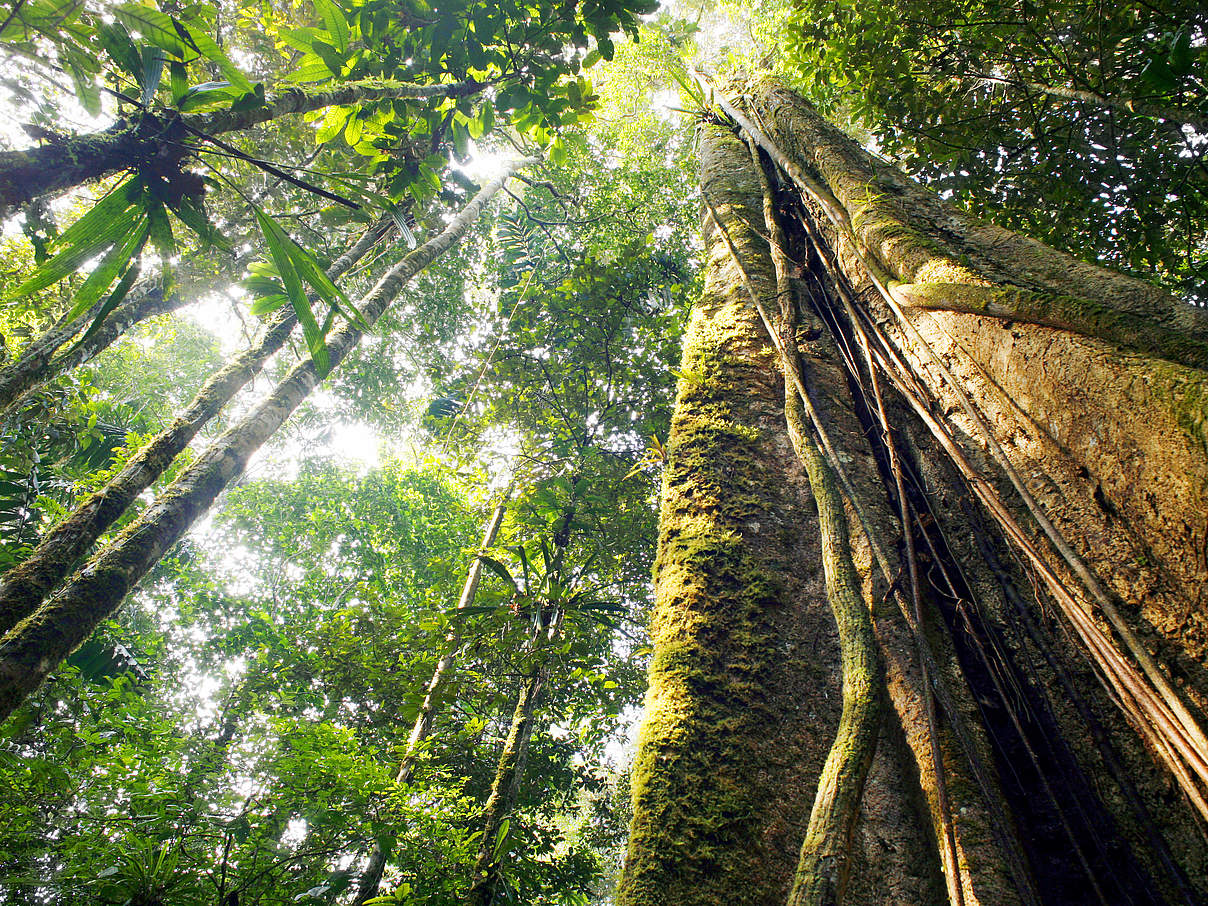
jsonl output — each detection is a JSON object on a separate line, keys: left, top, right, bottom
{"left": 620, "top": 79, "right": 1208, "bottom": 906}
{"left": 0, "top": 278, "right": 195, "bottom": 417}
{"left": 0, "top": 216, "right": 392, "bottom": 637}
{"left": 0, "top": 161, "right": 531, "bottom": 721}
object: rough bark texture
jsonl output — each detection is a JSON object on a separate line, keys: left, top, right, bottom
{"left": 618, "top": 126, "right": 941, "bottom": 906}
{"left": 622, "top": 80, "right": 1208, "bottom": 906}
{"left": 727, "top": 79, "right": 1208, "bottom": 371}
{"left": 466, "top": 660, "right": 548, "bottom": 906}
{"left": 0, "top": 163, "right": 528, "bottom": 720}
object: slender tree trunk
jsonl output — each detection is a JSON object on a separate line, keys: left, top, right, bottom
{"left": 467, "top": 502, "right": 576, "bottom": 905}
{"left": 0, "top": 79, "right": 480, "bottom": 212}
{"left": 350, "top": 495, "right": 509, "bottom": 906}
{"left": 0, "top": 161, "right": 530, "bottom": 721}
{"left": 0, "top": 217, "right": 390, "bottom": 637}
{"left": 0, "top": 279, "right": 193, "bottom": 417}
{"left": 466, "top": 645, "right": 551, "bottom": 906}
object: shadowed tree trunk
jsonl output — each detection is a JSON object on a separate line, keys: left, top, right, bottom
{"left": 619, "top": 78, "right": 1208, "bottom": 906}
{"left": 0, "top": 161, "right": 531, "bottom": 721}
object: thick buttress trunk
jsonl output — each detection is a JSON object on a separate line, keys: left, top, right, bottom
{"left": 621, "top": 80, "right": 1208, "bottom": 906}
{"left": 0, "top": 161, "right": 530, "bottom": 721}
{"left": 618, "top": 126, "right": 947, "bottom": 906}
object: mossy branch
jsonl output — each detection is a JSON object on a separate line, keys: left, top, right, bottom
{"left": 0, "top": 79, "right": 480, "bottom": 211}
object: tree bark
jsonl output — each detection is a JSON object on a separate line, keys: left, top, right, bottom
{"left": 618, "top": 125, "right": 943, "bottom": 906}
{"left": 466, "top": 652, "right": 550, "bottom": 906}
{"left": 466, "top": 502, "right": 576, "bottom": 906}
{"left": 714, "top": 76, "right": 1208, "bottom": 370}
{"left": 0, "top": 160, "right": 530, "bottom": 721}
{"left": 621, "top": 81, "right": 1208, "bottom": 906}
{"left": 0, "top": 217, "right": 390, "bottom": 637}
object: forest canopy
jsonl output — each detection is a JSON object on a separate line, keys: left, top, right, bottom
{"left": 0, "top": 0, "right": 1205, "bottom": 904}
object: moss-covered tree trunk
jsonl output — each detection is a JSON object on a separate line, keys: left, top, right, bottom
{"left": 620, "top": 80, "right": 1208, "bottom": 906}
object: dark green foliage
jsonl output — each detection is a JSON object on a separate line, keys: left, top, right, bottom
{"left": 779, "top": 0, "right": 1208, "bottom": 295}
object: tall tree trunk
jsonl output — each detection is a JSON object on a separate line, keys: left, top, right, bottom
{"left": 350, "top": 494, "right": 509, "bottom": 906}
{"left": 467, "top": 501, "right": 576, "bottom": 906}
{"left": 621, "top": 80, "right": 1208, "bottom": 906}
{"left": 618, "top": 125, "right": 946, "bottom": 906}
{"left": 466, "top": 645, "right": 552, "bottom": 906}
{"left": 0, "top": 161, "right": 530, "bottom": 721}
{"left": 0, "top": 217, "right": 391, "bottom": 637}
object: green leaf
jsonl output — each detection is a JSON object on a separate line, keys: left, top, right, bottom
{"left": 1139, "top": 54, "right": 1177, "bottom": 92}
{"left": 97, "top": 22, "right": 142, "bottom": 79}
{"left": 315, "top": 104, "right": 351, "bottom": 143}
{"left": 175, "top": 19, "right": 253, "bottom": 93}
{"left": 249, "top": 293, "right": 289, "bottom": 315}
{"left": 71, "top": 260, "right": 142, "bottom": 351}
{"left": 140, "top": 45, "right": 165, "bottom": 107}
{"left": 169, "top": 60, "right": 188, "bottom": 103}
{"left": 177, "top": 81, "right": 239, "bottom": 111}
{"left": 146, "top": 201, "right": 176, "bottom": 257}
{"left": 315, "top": 0, "right": 351, "bottom": 54}
{"left": 285, "top": 56, "right": 335, "bottom": 84}
{"left": 9, "top": 182, "right": 142, "bottom": 299}
{"left": 165, "top": 193, "right": 229, "bottom": 250}
{"left": 111, "top": 4, "right": 187, "bottom": 57}
{"left": 344, "top": 112, "right": 363, "bottom": 145}
{"left": 492, "top": 817, "right": 511, "bottom": 858}
{"left": 311, "top": 39, "right": 346, "bottom": 77}
{"left": 61, "top": 216, "right": 151, "bottom": 324}
{"left": 476, "top": 555, "right": 518, "bottom": 593}
{"left": 68, "top": 61, "right": 101, "bottom": 116}
{"left": 282, "top": 228, "right": 369, "bottom": 331}
{"left": 253, "top": 205, "right": 330, "bottom": 374}
{"left": 1168, "top": 28, "right": 1193, "bottom": 78}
